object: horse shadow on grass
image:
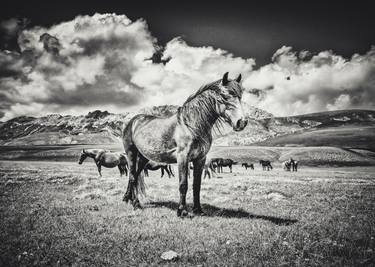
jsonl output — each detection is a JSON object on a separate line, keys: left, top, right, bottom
{"left": 146, "top": 201, "right": 298, "bottom": 226}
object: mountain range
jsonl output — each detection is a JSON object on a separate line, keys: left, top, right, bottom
{"left": 1, "top": 107, "right": 374, "bottom": 150}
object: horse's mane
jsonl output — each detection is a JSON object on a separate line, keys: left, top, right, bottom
{"left": 178, "top": 78, "right": 243, "bottom": 145}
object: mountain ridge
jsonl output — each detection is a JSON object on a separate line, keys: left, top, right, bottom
{"left": 0, "top": 107, "right": 374, "bottom": 147}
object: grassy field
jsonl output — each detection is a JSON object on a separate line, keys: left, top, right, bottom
{"left": 1, "top": 160, "right": 374, "bottom": 266}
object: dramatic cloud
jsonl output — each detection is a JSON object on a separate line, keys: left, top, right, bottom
{"left": 131, "top": 37, "right": 255, "bottom": 107}
{"left": 0, "top": 13, "right": 374, "bottom": 120}
{"left": 0, "top": 14, "right": 156, "bottom": 120}
{"left": 0, "top": 14, "right": 256, "bottom": 120}
{"left": 242, "top": 46, "right": 375, "bottom": 116}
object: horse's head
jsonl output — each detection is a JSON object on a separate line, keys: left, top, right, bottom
{"left": 78, "top": 149, "right": 87, "bottom": 164}
{"left": 216, "top": 72, "right": 248, "bottom": 131}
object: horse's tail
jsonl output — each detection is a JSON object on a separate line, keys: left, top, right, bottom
{"left": 169, "top": 165, "right": 175, "bottom": 177}
{"left": 135, "top": 171, "right": 147, "bottom": 198}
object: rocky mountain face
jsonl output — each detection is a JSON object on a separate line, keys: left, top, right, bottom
{"left": 0, "top": 107, "right": 374, "bottom": 146}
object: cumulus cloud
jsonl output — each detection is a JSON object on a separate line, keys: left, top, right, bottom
{"left": 0, "top": 13, "right": 374, "bottom": 121}
{"left": 0, "top": 13, "right": 156, "bottom": 120}
{"left": 0, "top": 14, "right": 256, "bottom": 120}
{"left": 242, "top": 45, "right": 375, "bottom": 116}
{"left": 131, "top": 37, "right": 255, "bottom": 107}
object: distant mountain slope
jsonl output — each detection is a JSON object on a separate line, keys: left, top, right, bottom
{"left": 215, "top": 109, "right": 375, "bottom": 146}
{"left": 0, "top": 108, "right": 374, "bottom": 148}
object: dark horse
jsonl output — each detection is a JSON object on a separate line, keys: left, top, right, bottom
{"left": 242, "top": 163, "right": 254, "bottom": 170}
{"left": 216, "top": 158, "right": 237, "bottom": 173}
{"left": 78, "top": 149, "right": 128, "bottom": 177}
{"left": 259, "top": 160, "right": 273, "bottom": 171}
{"left": 290, "top": 158, "right": 298, "bottom": 172}
{"left": 203, "top": 158, "right": 217, "bottom": 179}
{"left": 122, "top": 72, "right": 247, "bottom": 217}
{"left": 144, "top": 161, "right": 175, "bottom": 178}
{"left": 283, "top": 158, "right": 298, "bottom": 172}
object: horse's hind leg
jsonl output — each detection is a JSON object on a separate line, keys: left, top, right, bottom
{"left": 131, "top": 154, "right": 148, "bottom": 209}
{"left": 165, "top": 167, "right": 172, "bottom": 178}
{"left": 97, "top": 164, "right": 102, "bottom": 177}
{"left": 123, "top": 145, "right": 138, "bottom": 203}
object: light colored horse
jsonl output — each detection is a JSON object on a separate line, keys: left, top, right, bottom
{"left": 122, "top": 72, "right": 247, "bottom": 217}
{"left": 78, "top": 149, "right": 128, "bottom": 177}
{"left": 144, "top": 161, "right": 175, "bottom": 178}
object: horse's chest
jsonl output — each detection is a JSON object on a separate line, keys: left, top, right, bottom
{"left": 189, "top": 139, "right": 212, "bottom": 160}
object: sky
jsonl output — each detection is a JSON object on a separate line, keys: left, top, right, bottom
{"left": 0, "top": 0, "right": 374, "bottom": 120}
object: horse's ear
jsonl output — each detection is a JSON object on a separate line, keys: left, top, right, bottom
{"left": 222, "top": 72, "right": 229, "bottom": 86}
{"left": 236, "top": 74, "right": 242, "bottom": 83}
{"left": 82, "top": 149, "right": 86, "bottom": 153}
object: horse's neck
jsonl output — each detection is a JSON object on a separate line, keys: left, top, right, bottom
{"left": 180, "top": 94, "right": 219, "bottom": 138}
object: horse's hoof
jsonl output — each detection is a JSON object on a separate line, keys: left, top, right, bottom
{"left": 177, "top": 209, "right": 188, "bottom": 217}
{"left": 123, "top": 194, "right": 131, "bottom": 203}
{"left": 132, "top": 200, "right": 142, "bottom": 210}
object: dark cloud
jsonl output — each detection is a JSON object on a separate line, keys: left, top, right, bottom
{"left": 39, "top": 33, "right": 61, "bottom": 55}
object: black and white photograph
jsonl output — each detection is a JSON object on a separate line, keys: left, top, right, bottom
{"left": 0, "top": 0, "right": 374, "bottom": 265}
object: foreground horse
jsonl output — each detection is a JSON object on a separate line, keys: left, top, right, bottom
{"left": 242, "top": 163, "right": 254, "bottom": 170}
{"left": 259, "top": 160, "right": 272, "bottom": 171}
{"left": 122, "top": 72, "right": 247, "bottom": 216}
{"left": 78, "top": 149, "right": 128, "bottom": 177}
{"left": 144, "top": 161, "right": 175, "bottom": 178}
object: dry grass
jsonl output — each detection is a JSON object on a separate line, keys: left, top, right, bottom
{"left": 1, "top": 161, "right": 375, "bottom": 266}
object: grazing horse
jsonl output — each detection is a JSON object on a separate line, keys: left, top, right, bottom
{"left": 144, "top": 161, "right": 175, "bottom": 178}
{"left": 203, "top": 158, "right": 217, "bottom": 179}
{"left": 282, "top": 160, "right": 292, "bottom": 171}
{"left": 291, "top": 159, "right": 298, "bottom": 172}
{"left": 283, "top": 158, "right": 298, "bottom": 172}
{"left": 259, "top": 160, "right": 272, "bottom": 171}
{"left": 210, "top": 158, "right": 222, "bottom": 173}
{"left": 122, "top": 72, "right": 247, "bottom": 216}
{"left": 216, "top": 158, "right": 237, "bottom": 173}
{"left": 78, "top": 149, "right": 128, "bottom": 177}
{"left": 242, "top": 163, "right": 254, "bottom": 170}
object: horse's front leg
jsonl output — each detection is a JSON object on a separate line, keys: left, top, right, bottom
{"left": 192, "top": 157, "right": 205, "bottom": 215}
{"left": 177, "top": 153, "right": 189, "bottom": 217}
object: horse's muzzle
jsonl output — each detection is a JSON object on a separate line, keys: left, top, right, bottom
{"left": 233, "top": 119, "right": 248, "bottom": 131}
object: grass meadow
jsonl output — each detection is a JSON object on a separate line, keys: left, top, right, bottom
{"left": 1, "top": 160, "right": 374, "bottom": 266}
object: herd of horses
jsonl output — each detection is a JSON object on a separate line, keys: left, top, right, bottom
{"left": 78, "top": 72, "right": 299, "bottom": 217}
{"left": 78, "top": 149, "right": 299, "bottom": 179}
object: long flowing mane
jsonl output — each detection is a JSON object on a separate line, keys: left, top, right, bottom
{"left": 177, "top": 78, "right": 243, "bottom": 144}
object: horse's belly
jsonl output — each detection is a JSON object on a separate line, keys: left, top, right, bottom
{"left": 102, "top": 155, "right": 120, "bottom": 168}
{"left": 133, "top": 116, "right": 178, "bottom": 164}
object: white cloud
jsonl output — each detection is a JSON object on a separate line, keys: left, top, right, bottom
{"left": 243, "top": 46, "right": 375, "bottom": 116}
{"left": 0, "top": 13, "right": 374, "bottom": 121}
